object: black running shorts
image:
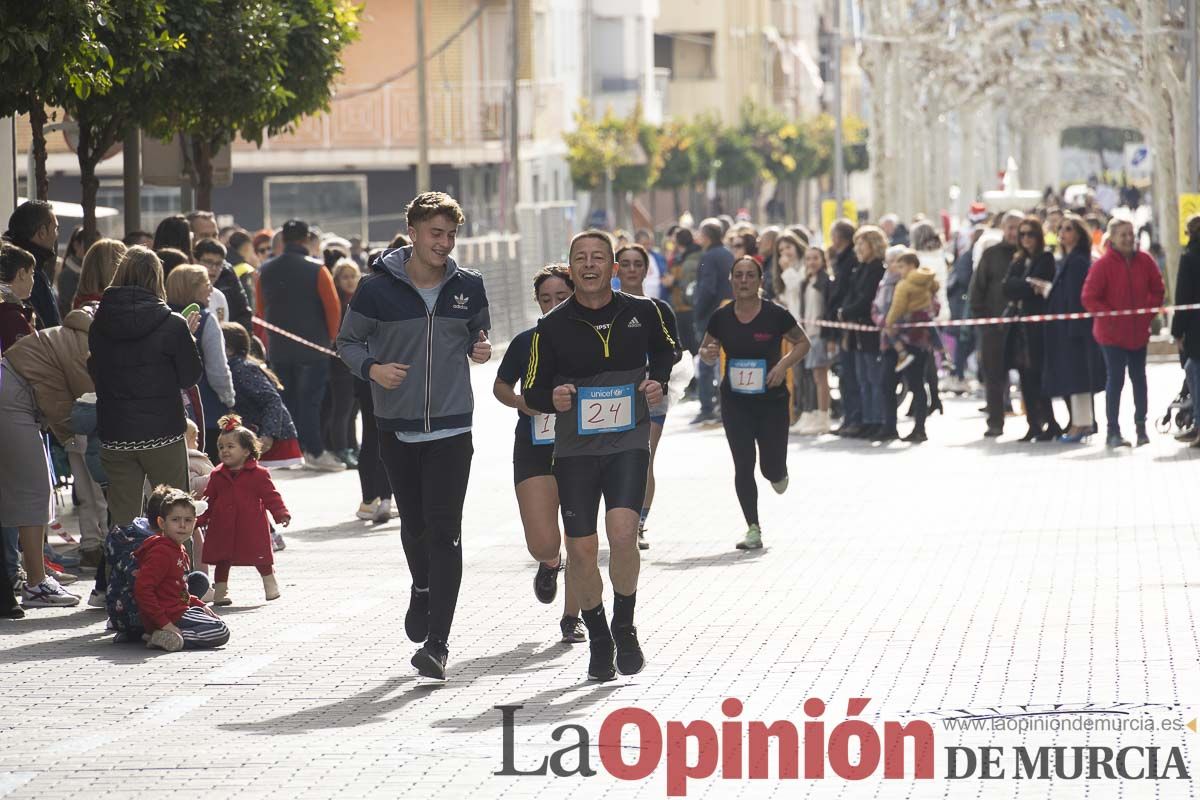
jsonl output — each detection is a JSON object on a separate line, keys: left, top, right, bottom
{"left": 552, "top": 449, "right": 650, "bottom": 538}
{"left": 513, "top": 437, "right": 554, "bottom": 486}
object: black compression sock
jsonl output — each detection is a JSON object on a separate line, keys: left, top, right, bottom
{"left": 581, "top": 604, "right": 614, "bottom": 643}
{"left": 612, "top": 591, "right": 636, "bottom": 630}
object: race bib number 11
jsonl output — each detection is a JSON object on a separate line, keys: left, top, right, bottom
{"left": 531, "top": 413, "right": 556, "bottom": 445}
{"left": 577, "top": 384, "right": 636, "bottom": 435}
{"left": 728, "top": 359, "right": 767, "bottom": 394}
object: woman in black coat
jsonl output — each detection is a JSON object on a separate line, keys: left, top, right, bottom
{"left": 1042, "top": 213, "right": 1105, "bottom": 442}
{"left": 1170, "top": 218, "right": 1200, "bottom": 444}
{"left": 88, "top": 246, "right": 203, "bottom": 526}
{"left": 1003, "top": 215, "right": 1059, "bottom": 441}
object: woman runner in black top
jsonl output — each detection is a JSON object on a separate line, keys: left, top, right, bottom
{"left": 615, "top": 244, "right": 683, "bottom": 551}
{"left": 700, "top": 255, "right": 809, "bottom": 551}
{"left": 493, "top": 264, "right": 585, "bottom": 644}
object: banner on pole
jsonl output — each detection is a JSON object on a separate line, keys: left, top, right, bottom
{"left": 821, "top": 200, "right": 858, "bottom": 245}
{"left": 1180, "top": 194, "right": 1200, "bottom": 245}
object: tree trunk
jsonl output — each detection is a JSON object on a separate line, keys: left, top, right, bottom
{"left": 29, "top": 104, "right": 49, "bottom": 201}
{"left": 77, "top": 120, "right": 99, "bottom": 239}
{"left": 194, "top": 138, "right": 215, "bottom": 212}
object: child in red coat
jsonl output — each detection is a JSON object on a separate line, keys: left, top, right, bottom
{"left": 199, "top": 415, "right": 291, "bottom": 606}
{"left": 134, "top": 487, "right": 230, "bottom": 652}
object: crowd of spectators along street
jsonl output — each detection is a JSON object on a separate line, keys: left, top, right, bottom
{"left": 0, "top": 190, "right": 1196, "bottom": 619}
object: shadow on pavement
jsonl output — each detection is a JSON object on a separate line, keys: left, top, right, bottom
{"left": 431, "top": 681, "right": 622, "bottom": 734}
{"left": 656, "top": 549, "right": 767, "bottom": 570}
{"left": 217, "top": 675, "right": 433, "bottom": 735}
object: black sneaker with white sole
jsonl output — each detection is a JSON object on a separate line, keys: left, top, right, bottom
{"left": 637, "top": 527, "right": 649, "bottom": 550}
{"left": 587, "top": 639, "right": 616, "bottom": 681}
{"left": 612, "top": 624, "right": 645, "bottom": 675}
{"left": 533, "top": 558, "right": 562, "bottom": 604}
{"left": 405, "top": 586, "right": 429, "bottom": 643}
{"left": 411, "top": 640, "right": 448, "bottom": 680}
{"left": 560, "top": 615, "right": 586, "bottom": 644}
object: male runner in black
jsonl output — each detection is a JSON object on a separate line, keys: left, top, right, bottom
{"left": 523, "top": 230, "right": 676, "bottom": 681}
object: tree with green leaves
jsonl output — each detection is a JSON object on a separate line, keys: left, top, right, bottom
{"left": 57, "top": 0, "right": 183, "bottom": 236}
{"left": 146, "top": 0, "right": 360, "bottom": 211}
{"left": 654, "top": 120, "right": 703, "bottom": 218}
{"left": 0, "top": 0, "right": 115, "bottom": 200}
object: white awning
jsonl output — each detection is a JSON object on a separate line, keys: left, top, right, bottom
{"left": 17, "top": 197, "right": 119, "bottom": 219}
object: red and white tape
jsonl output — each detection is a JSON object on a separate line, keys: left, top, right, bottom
{"left": 252, "top": 316, "right": 339, "bottom": 356}
{"left": 799, "top": 302, "right": 1200, "bottom": 333}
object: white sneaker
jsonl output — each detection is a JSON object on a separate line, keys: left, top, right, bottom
{"left": 22, "top": 576, "right": 81, "bottom": 608}
{"left": 146, "top": 629, "right": 184, "bottom": 652}
{"left": 790, "top": 412, "right": 807, "bottom": 428}
{"left": 87, "top": 589, "right": 106, "bottom": 608}
{"left": 373, "top": 498, "right": 392, "bottom": 524}
{"left": 811, "top": 409, "right": 832, "bottom": 434}
{"left": 303, "top": 451, "right": 347, "bottom": 472}
{"left": 271, "top": 530, "right": 286, "bottom": 551}
{"left": 356, "top": 499, "right": 381, "bottom": 520}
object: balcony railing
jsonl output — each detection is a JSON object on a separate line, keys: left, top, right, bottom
{"left": 240, "top": 80, "right": 566, "bottom": 152}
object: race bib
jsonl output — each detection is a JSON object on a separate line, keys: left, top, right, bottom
{"left": 530, "top": 413, "right": 556, "bottom": 445}
{"left": 577, "top": 384, "right": 636, "bottom": 435}
{"left": 728, "top": 359, "right": 767, "bottom": 394}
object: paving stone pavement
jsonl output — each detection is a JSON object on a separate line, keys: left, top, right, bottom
{"left": 2, "top": 359, "right": 1198, "bottom": 799}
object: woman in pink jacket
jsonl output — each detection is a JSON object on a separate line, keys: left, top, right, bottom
{"left": 1081, "top": 219, "right": 1165, "bottom": 448}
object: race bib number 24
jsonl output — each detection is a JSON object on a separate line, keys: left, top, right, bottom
{"left": 577, "top": 384, "right": 636, "bottom": 435}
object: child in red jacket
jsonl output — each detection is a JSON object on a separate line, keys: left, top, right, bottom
{"left": 199, "top": 414, "right": 291, "bottom": 606}
{"left": 134, "top": 488, "right": 230, "bottom": 652}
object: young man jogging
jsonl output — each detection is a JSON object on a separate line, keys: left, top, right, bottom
{"left": 523, "top": 230, "right": 676, "bottom": 681}
{"left": 337, "top": 192, "right": 492, "bottom": 680}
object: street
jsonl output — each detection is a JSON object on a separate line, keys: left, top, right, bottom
{"left": 1, "top": 358, "right": 1198, "bottom": 799}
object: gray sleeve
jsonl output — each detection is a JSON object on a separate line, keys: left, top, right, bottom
{"left": 337, "top": 307, "right": 379, "bottom": 382}
{"left": 200, "top": 316, "right": 236, "bottom": 407}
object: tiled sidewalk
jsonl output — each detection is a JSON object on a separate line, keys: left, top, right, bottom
{"left": 1, "top": 362, "right": 1197, "bottom": 799}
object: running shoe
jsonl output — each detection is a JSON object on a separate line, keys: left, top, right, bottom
{"left": 1, "top": 603, "right": 23, "bottom": 619}
{"left": 78, "top": 546, "right": 103, "bottom": 570}
{"left": 87, "top": 589, "right": 106, "bottom": 608}
{"left": 735, "top": 524, "right": 763, "bottom": 551}
{"left": 1136, "top": 425, "right": 1150, "bottom": 447}
{"left": 534, "top": 557, "right": 562, "bottom": 604}
{"left": 373, "top": 498, "right": 392, "bottom": 524}
{"left": 21, "top": 576, "right": 81, "bottom": 608}
{"left": 44, "top": 559, "right": 78, "bottom": 584}
{"left": 271, "top": 531, "right": 286, "bottom": 552}
{"left": 412, "top": 640, "right": 448, "bottom": 680}
{"left": 587, "top": 639, "right": 617, "bottom": 681}
{"left": 405, "top": 585, "right": 430, "bottom": 642}
{"left": 1107, "top": 433, "right": 1132, "bottom": 449}
{"left": 356, "top": 499, "right": 380, "bottom": 520}
{"left": 560, "top": 615, "right": 586, "bottom": 644}
{"left": 612, "top": 625, "right": 645, "bottom": 675}
{"left": 895, "top": 351, "right": 914, "bottom": 372}
{"left": 771, "top": 476, "right": 789, "bottom": 494}
{"left": 637, "top": 526, "right": 649, "bottom": 550}
{"left": 45, "top": 543, "right": 80, "bottom": 569}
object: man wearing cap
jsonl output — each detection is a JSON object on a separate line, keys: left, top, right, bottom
{"left": 256, "top": 219, "right": 345, "bottom": 471}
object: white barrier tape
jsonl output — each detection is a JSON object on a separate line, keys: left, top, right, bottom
{"left": 252, "top": 316, "right": 338, "bottom": 356}
{"left": 801, "top": 302, "right": 1200, "bottom": 333}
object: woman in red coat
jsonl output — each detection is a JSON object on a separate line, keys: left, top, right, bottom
{"left": 1081, "top": 218, "right": 1166, "bottom": 448}
{"left": 198, "top": 415, "right": 290, "bottom": 606}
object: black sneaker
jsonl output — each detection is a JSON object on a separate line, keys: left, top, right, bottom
{"left": 1136, "top": 426, "right": 1150, "bottom": 447}
{"left": 612, "top": 624, "right": 645, "bottom": 675}
{"left": 534, "top": 558, "right": 562, "bottom": 604}
{"left": 637, "top": 527, "right": 649, "bottom": 550}
{"left": 411, "top": 640, "right": 448, "bottom": 680}
{"left": 560, "top": 615, "right": 586, "bottom": 644}
{"left": 587, "top": 639, "right": 616, "bottom": 681}
{"left": 405, "top": 586, "right": 429, "bottom": 643}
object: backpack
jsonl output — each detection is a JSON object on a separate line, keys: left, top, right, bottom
{"left": 104, "top": 519, "right": 155, "bottom": 642}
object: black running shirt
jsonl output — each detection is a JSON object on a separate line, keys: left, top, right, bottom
{"left": 705, "top": 300, "right": 798, "bottom": 400}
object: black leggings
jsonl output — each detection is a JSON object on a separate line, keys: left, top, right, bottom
{"left": 355, "top": 380, "right": 392, "bottom": 504}
{"left": 379, "top": 431, "right": 473, "bottom": 645}
{"left": 322, "top": 358, "right": 357, "bottom": 452}
{"left": 720, "top": 392, "right": 789, "bottom": 526}
{"left": 904, "top": 349, "right": 930, "bottom": 429}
